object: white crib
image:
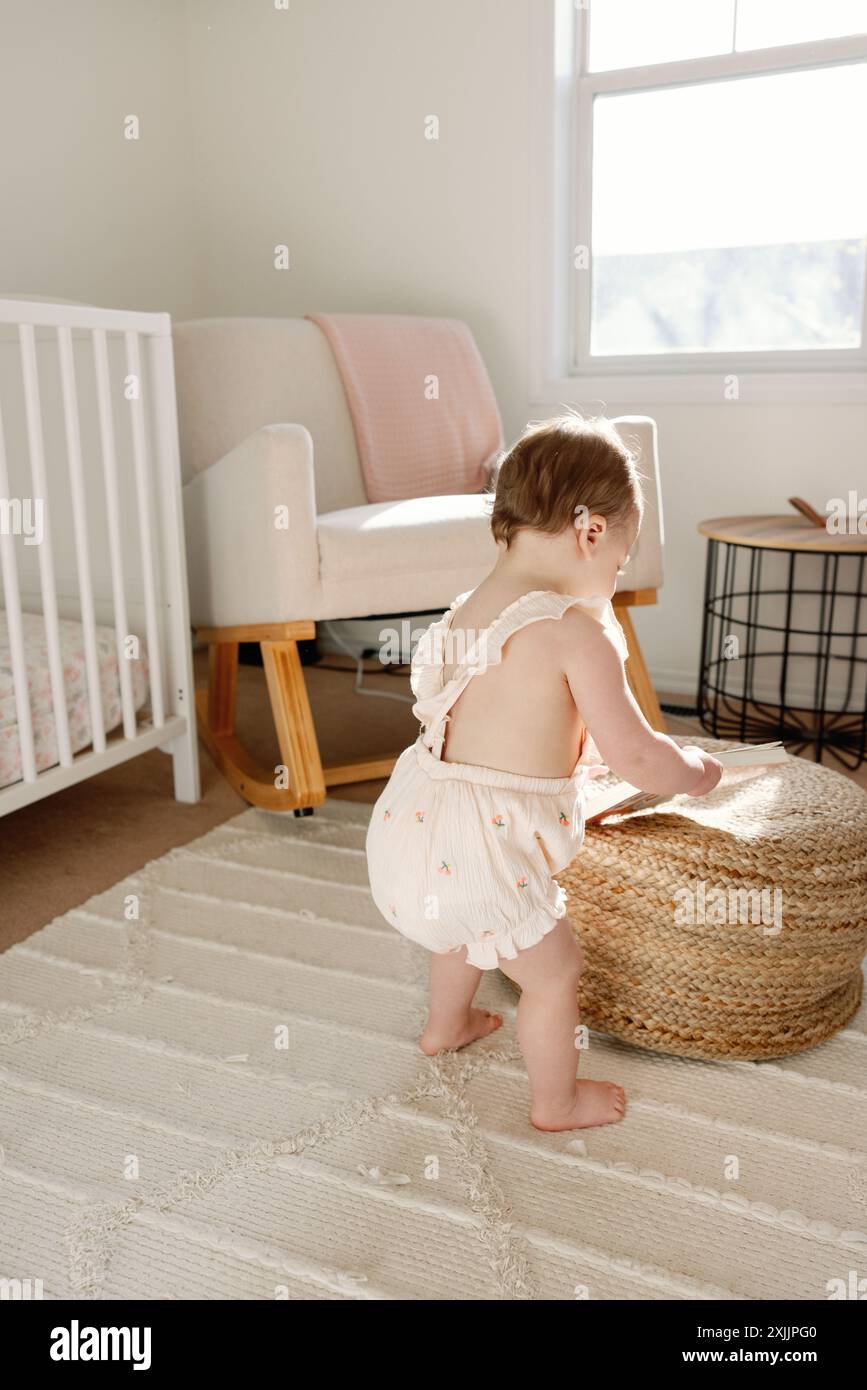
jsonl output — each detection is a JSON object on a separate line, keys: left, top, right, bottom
{"left": 0, "top": 296, "right": 199, "bottom": 816}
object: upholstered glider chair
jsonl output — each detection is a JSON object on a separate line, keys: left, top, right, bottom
{"left": 174, "top": 317, "right": 665, "bottom": 814}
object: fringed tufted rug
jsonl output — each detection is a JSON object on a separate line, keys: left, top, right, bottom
{"left": 0, "top": 799, "right": 865, "bottom": 1300}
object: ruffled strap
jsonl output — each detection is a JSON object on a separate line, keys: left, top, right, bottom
{"left": 409, "top": 590, "right": 472, "bottom": 706}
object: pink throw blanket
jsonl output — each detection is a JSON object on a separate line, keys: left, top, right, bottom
{"left": 307, "top": 313, "right": 503, "bottom": 503}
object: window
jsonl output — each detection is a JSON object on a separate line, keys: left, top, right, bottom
{"left": 557, "top": 0, "right": 867, "bottom": 382}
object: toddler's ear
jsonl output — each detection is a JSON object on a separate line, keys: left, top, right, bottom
{"left": 574, "top": 512, "right": 608, "bottom": 558}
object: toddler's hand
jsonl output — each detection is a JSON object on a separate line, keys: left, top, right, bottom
{"left": 683, "top": 748, "right": 724, "bottom": 797}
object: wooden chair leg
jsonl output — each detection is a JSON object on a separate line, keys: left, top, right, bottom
{"left": 619, "top": 608, "right": 667, "bottom": 732}
{"left": 196, "top": 623, "right": 327, "bottom": 811}
{"left": 208, "top": 642, "right": 238, "bottom": 735}
{"left": 261, "top": 639, "right": 327, "bottom": 808}
{"left": 195, "top": 620, "right": 400, "bottom": 811}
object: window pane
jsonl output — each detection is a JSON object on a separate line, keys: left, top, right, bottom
{"left": 736, "top": 0, "right": 867, "bottom": 51}
{"left": 588, "top": 0, "right": 734, "bottom": 72}
{"left": 590, "top": 64, "right": 867, "bottom": 356}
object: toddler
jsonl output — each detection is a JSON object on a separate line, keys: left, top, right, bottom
{"left": 366, "top": 415, "right": 723, "bottom": 1131}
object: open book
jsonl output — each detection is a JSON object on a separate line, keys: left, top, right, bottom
{"left": 584, "top": 742, "right": 788, "bottom": 824}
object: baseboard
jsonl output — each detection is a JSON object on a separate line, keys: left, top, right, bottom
{"left": 650, "top": 668, "right": 701, "bottom": 700}
{"left": 650, "top": 665, "right": 860, "bottom": 709}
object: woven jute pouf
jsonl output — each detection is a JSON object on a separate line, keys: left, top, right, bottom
{"left": 555, "top": 738, "right": 867, "bottom": 1061}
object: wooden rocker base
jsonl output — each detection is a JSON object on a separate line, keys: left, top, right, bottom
{"left": 194, "top": 621, "right": 404, "bottom": 812}
{"left": 195, "top": 594, "right": 665, "bottom": 813}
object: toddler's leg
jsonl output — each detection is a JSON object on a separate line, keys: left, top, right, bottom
{"left": 420, "top": 948, "right": 502, "bottom": 1055}
{"left": 497, "top": 919, "right": 625, "bottom": 1131}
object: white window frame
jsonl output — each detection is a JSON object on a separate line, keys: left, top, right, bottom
{"left": 529, "top": 0, "right": 867, "bottom": 405}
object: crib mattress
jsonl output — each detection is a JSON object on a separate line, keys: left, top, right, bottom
{"left": 0, "top": 612, "right": 149, "bottom": 791}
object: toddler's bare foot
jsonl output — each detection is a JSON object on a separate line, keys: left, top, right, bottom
{"left": 419, "top": 1008, "right": 503, "bottom": 1056}
{"left": 531, "top": 1079, "right": 626, "bottom": 1132}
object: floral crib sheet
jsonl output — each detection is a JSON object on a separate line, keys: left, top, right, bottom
{"left": 0, "top": 612, "right": 149, "bottom": 790}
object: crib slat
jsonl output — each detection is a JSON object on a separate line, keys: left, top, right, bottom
{"left": 57, "top": 325, "right": 106, "bottom": 753}
{"left": 0, "top": 400, "right": 38, "bottom": 783}
{"left": 18, "top": 323, "right": 73, "bottom": 768}
{"left": 146, "top": 327, "right": 201, "bottom": 803}
{"left": 92, "top": 328, "right": 137, "bottom": 740}
{"left": 125, "top": 331, "right": 165, "bottom": 728}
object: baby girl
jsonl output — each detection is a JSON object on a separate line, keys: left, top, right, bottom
{"left": 366, "top": 415, "right": 723, "bottom": 1132}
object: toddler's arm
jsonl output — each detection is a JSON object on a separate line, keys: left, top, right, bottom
{"left": 560, "top": 612, "right": 722, "bottom": 796}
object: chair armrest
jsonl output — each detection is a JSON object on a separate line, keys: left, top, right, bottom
{"left": 182, "top": 423, "right": 319, "bottom": 627}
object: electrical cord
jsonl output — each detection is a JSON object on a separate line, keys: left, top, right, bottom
{"left": 317, "top": 625, "right": 416, "bottom": 705}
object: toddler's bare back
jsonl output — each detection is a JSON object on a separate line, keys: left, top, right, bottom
{"left": 441, "top": 581, "right": 593, "bottom": 778}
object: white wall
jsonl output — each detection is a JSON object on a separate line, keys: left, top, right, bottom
{"left": 181, "top": 0, "right": 531, "bottom": 438}
{"left": 1, "top": 0, "right": 864, "bottom": 693}
{"left": 0, "top": 0, "right": 200, "bottom": 317}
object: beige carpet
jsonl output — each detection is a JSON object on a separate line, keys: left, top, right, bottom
{"left": 1, "top": 798, "right": 866, "bottom": 1300}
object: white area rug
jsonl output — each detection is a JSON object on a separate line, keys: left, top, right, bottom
{"left": 1, "top": 799, "right": 866, "bottom": 1300}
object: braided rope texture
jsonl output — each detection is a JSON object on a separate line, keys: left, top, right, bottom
{"left": 560, "top": 739, "right": 867, "bottom": 1062}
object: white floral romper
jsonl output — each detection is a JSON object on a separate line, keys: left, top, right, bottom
{"left": 365, "top": 589, "right": 628, "bottom": 969}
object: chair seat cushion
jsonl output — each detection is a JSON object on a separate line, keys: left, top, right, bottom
{"left": 316, "top": 494, "right": 497, "bottom": 618}
{"left": 557, "top": 738, "right": 867, "bottom": 1061}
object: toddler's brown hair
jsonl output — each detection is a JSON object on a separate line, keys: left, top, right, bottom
{"left": 489, "top": 414, "right": 643, "bottom": 549}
